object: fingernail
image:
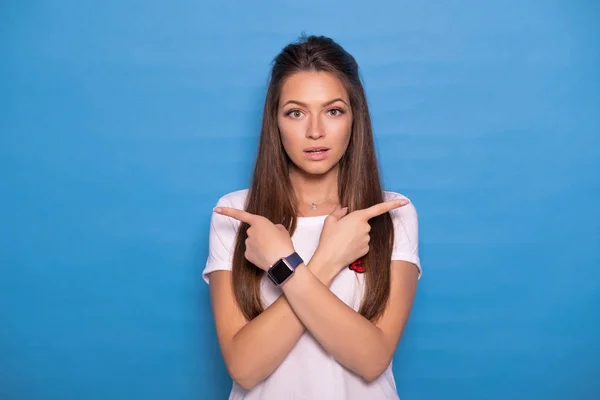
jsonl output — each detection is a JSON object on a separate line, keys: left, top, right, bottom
{"left": 213, "top": 207, "right": 222, "bottom": 213}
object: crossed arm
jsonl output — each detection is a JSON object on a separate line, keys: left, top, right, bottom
{"left": 209, "top": 255, "right": 418, "bottom": 390}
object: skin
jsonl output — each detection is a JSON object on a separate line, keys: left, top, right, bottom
{"left": 208, "top": 71, "right": 419, "bottom": 390}
{"left": 279, "top": 71, "right": 352, "bottom": 216}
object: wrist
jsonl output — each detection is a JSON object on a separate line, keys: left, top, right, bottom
{"left": 268, "top": 246, "right": 297, "bottom": 269}
{"left": 267, "top": 249, "right": 302, "bottom": 286}
{"left": 306, "top": 252, "right": 340, "bottom": 287}
{"left": 280, "top": 262, "right": 309, "bottom": 289}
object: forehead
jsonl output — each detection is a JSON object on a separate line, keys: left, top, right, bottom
{"left": 279, "top": 71, "right": 348, "bottom": 104}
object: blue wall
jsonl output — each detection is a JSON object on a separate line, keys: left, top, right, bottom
{"left": 1, "top": 1, "right": 598, "bottom": 399}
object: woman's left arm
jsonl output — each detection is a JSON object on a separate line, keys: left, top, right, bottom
{"left": 281, "top": 257, "right": 419, "bottom": 382}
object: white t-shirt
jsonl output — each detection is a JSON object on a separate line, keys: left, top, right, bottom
{"left": 203, "top": 189, "right": 421, "bottom": 400}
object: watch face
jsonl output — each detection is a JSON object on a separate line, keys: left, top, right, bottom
{"left": 268, "top": 259, "right": 294, "bottom": 285}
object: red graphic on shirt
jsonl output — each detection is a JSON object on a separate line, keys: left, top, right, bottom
{"left": 349, "top": 258, "right": 365, "bottom": 273}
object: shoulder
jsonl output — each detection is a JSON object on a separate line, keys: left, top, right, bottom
{"left": 383, "top": 190, "right": 410, "bottom": 202}
{"left": 208, "top": 189, "right": 249, "bottom": 238}
{"left": 215, "top": 188, "right": 249, "bottom": 210}
{"left": 383, "top": 190, "right": 417, "bottom": 212}
{"left": 383, "top": 190, "right": 418, "bottom": 222}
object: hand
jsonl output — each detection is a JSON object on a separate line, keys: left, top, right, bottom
{"left": 213, "top": 206, "right": 296, "bottom": 271}
{"left": 313, "top": 199, "right": 410, "bottom": 273}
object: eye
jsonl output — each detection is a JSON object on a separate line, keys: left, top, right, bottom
{"left": 327, "top": 108, "right": 345, "bottom": 116}
{"left": 285, "top": 109, "right": 303, "bottom": 118}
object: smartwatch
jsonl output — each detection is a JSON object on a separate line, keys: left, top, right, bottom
{"left": 267, "top": 252, "right": 304, "bottom": 286}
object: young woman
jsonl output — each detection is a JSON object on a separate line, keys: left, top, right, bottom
{"left": 202, "top": 34, "right": 421, "bottom": 399}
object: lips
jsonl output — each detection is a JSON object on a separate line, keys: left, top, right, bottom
{"left": 303, "top": 147, "right": 330, "bottom": 161}
{"left": 304, "top": 147, "right": 330, "bottom": 153}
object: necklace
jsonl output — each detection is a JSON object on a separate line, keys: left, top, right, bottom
{"left": 309, "top": 194, "right": 335, "bottom": 210}
{"left": 310, "top": 199, "right": 327, "bottom": 210}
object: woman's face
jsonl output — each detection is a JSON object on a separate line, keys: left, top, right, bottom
{"left": 277, "top": 71, "right": 353, "bottom": 176}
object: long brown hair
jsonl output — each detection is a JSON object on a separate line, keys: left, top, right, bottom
{"left": 232, "top": 34, "right": 394, "bottom": 323}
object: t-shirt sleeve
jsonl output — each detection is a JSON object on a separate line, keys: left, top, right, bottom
{"left": 389, "top": 196, "right": 422, "bottom": 279}
{"left": 202, "top": 196, "right": 241, "bottom": 284}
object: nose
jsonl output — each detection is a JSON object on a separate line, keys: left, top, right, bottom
{"left": 306, "top": 115, "right": 325, "bottom": 140}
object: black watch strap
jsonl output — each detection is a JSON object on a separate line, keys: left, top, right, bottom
{"left": 285, "top": 252, "right": 303, "bottom": 270}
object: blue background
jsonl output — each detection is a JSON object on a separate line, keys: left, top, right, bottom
{"left": 1, "top": 1, "right": 599, "bottom": 399}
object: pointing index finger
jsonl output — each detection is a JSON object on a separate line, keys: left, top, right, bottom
{"left": 362, "top": 199, "right": 410, "bottom": 220}
{"left": 214, "top": 207, "right": 258, "bottom": 225}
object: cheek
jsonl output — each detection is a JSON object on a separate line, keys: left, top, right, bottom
{"left": 278, "top": 120, "right": 302, "bottom": 156}
{"left": 327, "top": 119, "right": 352, "bottom": 155}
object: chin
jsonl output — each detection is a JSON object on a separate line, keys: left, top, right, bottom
{"left": 296, "top": 162, "right": 336, "bottom": 176}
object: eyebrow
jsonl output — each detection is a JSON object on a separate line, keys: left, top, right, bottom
{"left": 281, "top": 98, "right": 348, "bottom": 108}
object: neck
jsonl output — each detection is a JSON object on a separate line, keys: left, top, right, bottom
{"left": 289, "top": 164, "right": 339, "bottom": 205}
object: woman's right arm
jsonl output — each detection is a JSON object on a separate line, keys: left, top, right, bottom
{"left": 206, "top": 196, "right": 328, "bottom": 390}
{"left": 208, "top": 263, "right": 335, "bottom": 390}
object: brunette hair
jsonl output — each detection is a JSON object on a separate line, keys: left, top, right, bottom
{"left": 232, "top": 34, "right": 394, "bottom": 322}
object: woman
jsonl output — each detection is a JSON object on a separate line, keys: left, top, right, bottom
{"left": 203, "top": 34, "right": 421, "bottom": 399}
